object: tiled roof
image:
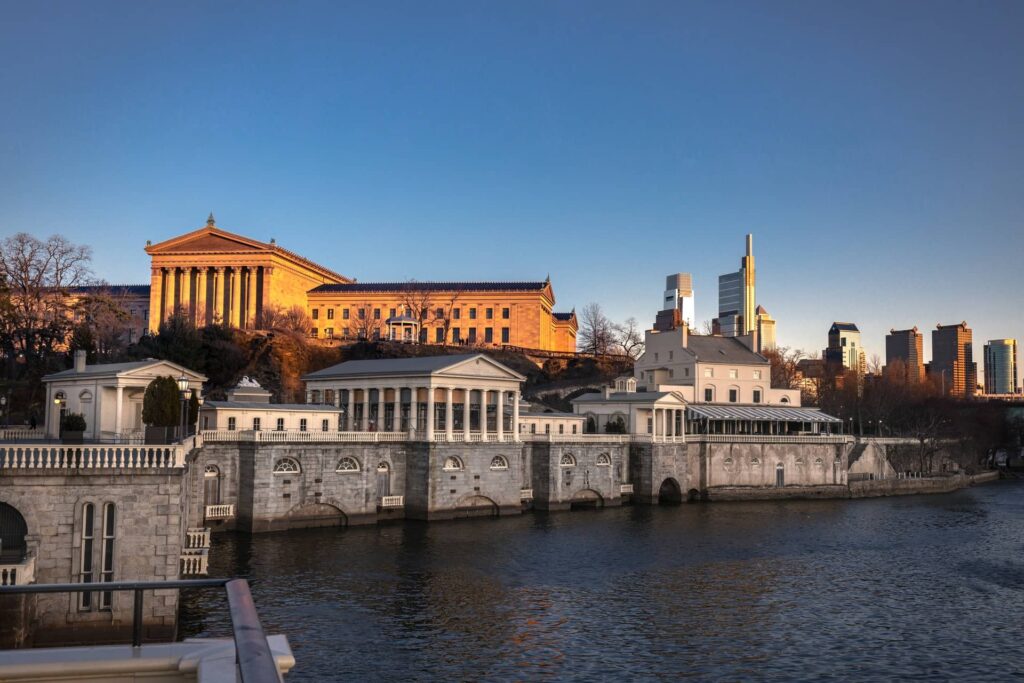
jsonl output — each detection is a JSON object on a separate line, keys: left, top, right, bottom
{"left": 309, "top": 281, "right": 548, "bottom": 294}
{"left": 303, "top": 353, "right": 525, "bottom": 381}
{"left": 684, "top": 335, "right": 767, "bottom": 365}
{"left": 66, "top": 285, "right": 151, "bottom": 296}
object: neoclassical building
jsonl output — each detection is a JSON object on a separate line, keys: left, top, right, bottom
{"left": 101, "top": 216, "right": 579, "bottom": 352}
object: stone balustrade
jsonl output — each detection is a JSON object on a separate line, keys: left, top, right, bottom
{"left": 201, "top": 429, "right": 521, "bottom": 444}
{"left": 0, "top": 555, "right": 35, "bottom": 586}
{"left": 205, "top": 504, "right": 235, "bottom": 520}
{"left": 0, "top": 444, "right": 186, "bottom": 470}
{"left": 620, "top": 483, "right": 634, "bottom": 494}
{"left": 185, "top": 528, "right": 211, "bottom": 550}
{"left": 520, "top": 488, "right": 533, "bottom": 499}
{"left": 380, "top": 495, "right": 404, "bottom": 508}
{"left": 180, "top": 551, "right": 209, "bottom": 576}
{"left": 0, "top": 429, "right": 46, "bottom": 442}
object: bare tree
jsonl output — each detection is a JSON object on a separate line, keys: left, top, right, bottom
{"left": 613, "top": 317, "right": 645, "bottom": 359}
{"left": 261, "top": 304, "right": 312, "bottom": 335}
{"left": 351, "top": 301, "right": 382, "bottom": 341}
{"left": 72, "top": 286, "right": 132, "bottom": 361}
{"left": 436, "top": 291, "right": 461, "bottom": 346}
{"left": 698, "top": 319, "right": 715, "bottom": 335}
{"left": 399, "top": 281, "right": 433, "bottom": 344}
{"left": 578, "top": 303, "right": 615, "bottom": 355}
{"left": 762, "top": 346, "right": 805, "bottom": 390}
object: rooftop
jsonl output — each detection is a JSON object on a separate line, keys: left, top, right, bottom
{"left": 309, "top": 281, "right": 550, "bottom": 294}
{"left": 686, "top": 404, "right": 843, "bottom": 423}
{"left": 684, "top": 335, "right": 768, "bottom": 365}
{"left": 302, "top": 353, "right": 525, "bottom": 381}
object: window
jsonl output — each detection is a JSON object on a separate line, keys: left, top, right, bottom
{"left": 327, "top": 309, "right": 334, "bottom": 320}
{"left": 753, "top": 389, "right": 762, "bottom": 403}
{"left": 453, "top": 308, "right": 461, "bottom": 320}
{"left": 325, "top": 328, "right": 334, "bottom": 339}
{"left": 100, "top": 503, "right": 115, "bottom": 609}
{"left": 312, "top": 308, "right": 319, "bottom": 320}
{"left": 227, "top": 417, "right": 236, "bottom": 431}
{"left": 502, "top": 308, "right": 510, "bottom": 319}
{"left": 751, "top": 457, "right": 761, "bottom": 465}
{"left": 572, "top": 424, "right": 578, "bottom": 434}
{"left": 753, "top": 370, "right": 762, "bottom": 380}
{"left": 343, "top": 308, "right": 350, "bottom": 320}
{"left": 485, "top": 307, "right": 493, "bottom": 319}
{"left": 669, "top": 351, "right": 673, "bottom": 360}
{"left": 442, "top": 456, "right": 463, "bottom": 471}
{"left": 704, "top": 368, "right": 713, "bottom": 378}
{"left": 276, "top": 418, "right": 284, "bottom": 431}
{"left": 729, "top": 389, "right": 738, "bottom": 403}
{"left": 202, "top": 416, "right": 209, "bottom": 429}
{"left": 501, "top": 327, "right": 510, "bottom": 344}
{"left": 484, "top": 328, "right": 493, "bottom": 343}
{"left": 436, "top": 328, "right": 444, "bottom": 343}
{"left": 558, "top": 424, "right": 564, "bottom": 434}
{"left": 435, "top": 307, "right": 444, "bottom": 319}
{"left": 273, "top": 458, "right": 300, "bottom": 473}
{"left": 704, "top": 388, "right": 713, "bottom": 402}
{"left": 469, "top": 308, "right": 477, "bottom": 320}
{"left": 310, "top": 328, "right": 318, "bottom": 338}
{"left": 336, "top": 457, "right": 360, "bottom": 472}
{"left": 374, "top": 308, "right": 381, "bottom": 320}
{"left": 729, "top": 369, "right": 738, "bottom": 379}
{"left": 252, "top": 417, "right": 261, "bottom": 431}
{"left": 389, "top": 308, "right": 396, "bottom": 318}
{"left": 559, "top": 454, "right": 576, "bottom": 467}
{"left": 530, "top": 424, "right": 536, "bottom": 434}
{"left": 322, "top": 419, "right": 329, "bottom": 432}
{"left": 468, "top": 328, "right": 477, "bottom": 343}
{"left": 596, "top": 453, "right": 611, "bottom": 466}
{"left": 544, "top": 424, "right": 551, "bottom": 434}
{"left": 299, "top": 419, "right": 308, "bottom": 432}
{"left": 489, "top": 455, "right": 509, "bottom": 470}
{"left": 780, "top": 396, "right": 791, "bottom": 404}
{"left": 79, "top": 503, "right": 95, "bottom": 609}
{"left": 452, "top": 328, "right": 461, "bottom": 343}
{"left": 358, "top": 308, "right": 366, "bottom": 320}
{"left": 654, "top": 353, "right": 658, "bottom": 361}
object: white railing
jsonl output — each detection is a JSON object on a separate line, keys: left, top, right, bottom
{"left": 689, "top": 434, "right": 850, "bottom": 444}
{"left": 0, "top": 429, "right": 46, "bottom": 442}
{"left": 0, "top": 444, "right": 186, "bottom": 470}
{"left": 205, "top": 503, "right": 235, "bottom": 519}
{"left": 203, "top": 429, "right": 413, "bottom": 443}
{"left": 97, "top": 430, "right": 145, "bottom": 444}
{"left": 520, "top": 488, "right": 533, "bottom": 499}
{"left": 0, "top": 556, "right": 35, "bottom": 586}
{"left": 630, "top": 435, "right": 687, "bottom": 444}
{"left": 432, "top": 432, "right": 519, "bottom": 443}
{"left": 380, "top": 495, "right": 404, "bottom": 508}
{"left": 521, "top": 434, "right": 633, "bottom": 444}
{"left": 620, "top": 483, "right": 634, "bottom": 494}
{"left": 180, "top": 550, "right": 209, "bottom": 576}
{"left": 185, "top": 528, "right": 211, "bottom": 550}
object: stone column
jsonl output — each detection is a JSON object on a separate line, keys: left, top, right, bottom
{"left": 513, "top": 391, "right": 520, "bottom": 440}
{"left": 496, "top": 389, "right": 504, "bottom": 441}
{"left": 229, "top": 268, "right": 240, "bottom": 328}
{"left": 246, "top": 266, "right": 257, "bottom": 329}
{"left": 463, "top": 389, "right": 471, "bottom": 440}
{"left": 445, "top": 387, "right": 454, "bottom": 441}
{"left": 261, "top": 267, "right": 273, "bottom": 327}
{"left": 409, "top": 387, "right": 418, "bottom": 433}
{"left": 479, "top": 390, "right": 488, "bottom": 441}
{"left": 114, "top": 386, "right": 124, "bottom": 436}
{"left": 195, "top": 268, "right": 208, "bottom": 326}
{"left": 180, "top": 267, "right": 192, "bottom": 323}
{"left": 425, "top": 386, "right": 435, "bottom": 441}
{"left": 149, "top": 267, "right": 164, "bottom": 334}
{"left": 213, "top": 267, "right": 225, "bottom": 325}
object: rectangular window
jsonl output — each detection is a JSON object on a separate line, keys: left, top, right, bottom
{"left": 484, "top": 328, "right": 493, "bottom": 343}
{"left": 327, "top": 309, "right": 334, "bottom": 320}
{"left": 558, "top": 424, "right": 564, "bottom": 434}
{"left": 501, "top": 327, "right": 510, "bottom": 344}
{"left": 468, "top": 328, "right": 477, "bottom": 343}
{"left": 300, "top": 419, "right": 308, "bottom": 432}
{"left": 654, "top": 353, "right": 658, "bottom": 361}
{"left": 453, "top": 308, "right": 461, "bottom": 320}
{"left": 100, "top": 503, "right": 115, "bottom": 610}
{"left": 704, "top": 388, "right": 713, "bottom": 402}
{"left": 572, "top": 424, "right": 577, "bottom": 434}
{"left": 453, "top": 328, "right": 461, "bottom": 342}
{"left": 310, "top": 328, "right": 318, "bottom": 339}
{"left": 227, "top": 417, "right": 236, "bottom": 431}
{"left": 343, "top": 309, "right": 350, "bottom": 320}
{"left": 322, "top": 419, "right": 329, "bottom": 432}
{"left": 753, "top": 370, "right": 762, "bottom": 380}
{"left": 252, "top": 417, "right": 261, "bottom": 431}
{"left": 729, "top": 369, "right": 738, "bottom": 379}
{"left": 436, "top": 328, "right": 444, "bottom": 343}
{"left": 669, "top": 351, "right": 673, "bottom": 360}
{"left": 469, "top": 308, "right": 477, "bottom": 320}
{"left": 276, "top": 418, "right": 284, "bottom": 431}
{"left": 530, "top": 424, "right": 536, "bottom": 434}
{"left": 544, "top": 424, "right": 551, "bottom": 435}
{"left": 502, "top": 307, "right": 510, "bottom": 319}
{"left": 202, "top": 416, "right": 209, "bottom": 429}
{"left": 753, "top": 389, "right": 762, "bottom": 403}
{"left": 374, "top": 308, "right": 381, "bottom": 320}
{"left": 325, "top": 328, "right": 334, "bottom": 339}
{"left": 358, "top": 308, "right": 366, "bottom": 320}
{"left": 80, "top": 503, "right": 95, "bottom": 609}
{"left": 312, "top": 308, "right": 319, "bottom": 320}
{"left": 485, "top": 307, "right": 493, "bottom": 319}
{"left": 729, "top": 389, "right": 738, "bottom": 403}
{"left": 389, "top": 308, "right": 396, "bottom": 318}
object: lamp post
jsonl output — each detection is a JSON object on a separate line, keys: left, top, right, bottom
{"left": 195, "top": 394, "right": 205, "bottom": 435}
{"left": 54, "top": 394, "right": 66, "bottom": 437}
{"left": 0, "top": 394, "right": 7, "bottom": 429}
{"left": 177, "top": 374, "right": 190, "bottom": 441}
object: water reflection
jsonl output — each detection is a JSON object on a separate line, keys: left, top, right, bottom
{"left": 180, "top": 482, "right": 1024, "bottom": 682}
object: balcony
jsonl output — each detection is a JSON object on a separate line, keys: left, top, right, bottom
{"left": 0, "top": 444, "right": 186, "bottom": 470}
{"left": 205, "top": 504, "right": 235, "bottom": 520}
{"left": 0, "top": 555, "right": 35, "bottom": 586}
{"left": 380, "top": 495, "right": 404, "bottom": 508}
{"left": 619, "top": 483, "right": 634, "bottom": 494}
{"left": 180, "top": 550, "right": 209, "bottom": 576}
{"left": 185, "top": 528, "right": 211, "bottom": 550}
{"left": 520, "top": 488, "right": 533, "bottom": 500}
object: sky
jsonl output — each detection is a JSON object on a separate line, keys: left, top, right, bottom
{"left": 1, "top": 1, "right": 1022, "bottom": 377}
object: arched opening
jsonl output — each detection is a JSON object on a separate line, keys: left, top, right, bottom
{"left": 570, "top": 489, "right": 604, "bottom": 510}
{"left": 285, "top": 502, "right": 347, "bottom": 529}
{"left": 657, "top": 478, "right": 683, "bottom": 505}
{"left": 0, "top": 502, "right": 28, "bottom": 561}
{"left": 454, "top": 495, "right": 499, "bottom": 519}
{"left": 686, "top": 488, "right": 702, "bottom": 502}
{"left": 203, "top": 465, "right": 221, "bottom": 507}
{"left": 377, "top": 462, "right": 391, "bottom": 498}
{"left": 775, "top": 463, "right": 785, "bottom": 487}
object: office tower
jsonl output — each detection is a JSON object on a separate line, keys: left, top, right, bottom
{"left": 885, "top": 327, "right": 924, "bottom": 382}
{"left": 754, "top": 305, "right": 776, "bottom": 352}
{"left": 716, "top": 234, "right": 755, "bottom": 337}
{"left": 984, "top": 339, "right": 1018, "bottom": 395}
{"left": 931, "top": 322, "right": 976, "bottom": 397}
{"left": 824, "top": 322, "right": 865, "bottom": 374}
{"left": 662, "top": 273, "right": 695, "bottom": 327}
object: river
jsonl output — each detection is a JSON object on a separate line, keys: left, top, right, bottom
{"left": 179, "top": 481, "right": 1024, "bottom": 681}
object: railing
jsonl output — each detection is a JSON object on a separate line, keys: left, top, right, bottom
{"left": 689, "top": 434, "right": 850, "bottom": 444}
{"left": 521, "top": 434, "right": 633, "bottom": 444}
{"left": 0, "top": 444, "right": 186, "bottom": 470}
{"left": 433, "top": 432, "right": 518, "bottom": 443}
{"left": 620, "top": 483, "right": 634, "bottom": 494}
{"left": 205, "top": 503, "right": 236, "bottom": 519}
{"left": 0, "top": 428, "right": 46, "bottom": 442}
{"left": 97, "top": 429, "right": 146, "bottom": 444}
{"left": 180, "top": 551, "right": 209, "bottom": 576}
{"left": 0, "top": 556, "right": 35, "bottom": 586}
{"left": 520, "top": 488, "right": 533, "bottom": 499}
{"left": 185, "top": 528, "right": 211, "bottom": 550}
{"left": 380, "top": 495, "right": 404, "bottom": 508}
{"left": 202, "top": 429, "right": 522, "bottom": 444}
{"left": 0, "top": 578, "right": 282, "bottom": 682}
{"left": 630, "top": 435, "right": 687, "bottom": 444}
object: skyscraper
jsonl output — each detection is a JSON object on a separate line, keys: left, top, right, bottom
{"left": 885, "top": 327, "right": 924, "bottom": 382}
{"left": 662, "top": 273, "right": 695, "bottom": 327}
{"left": 754, "top": 305, "right": 776, "bottom": 352}
{"left": 931, "top": 322, "right": 976, "bottom": 397}
{"left": 824, "top": 322, "right": 865, "bottom": 374}
{"left": 715, "top": 234, "right": 755, "bottom": 337}
{"left": 983, "top": 339, "right": 1018, "bottom": 395}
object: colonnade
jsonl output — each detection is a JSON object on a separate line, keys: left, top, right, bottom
{"left": 312, "top": 386, "right": 521, "bottom": 442}
{"left": 651, "top": 407, "right": 684, "bottom": 440}
{"left": 151, "top": 265, "right": 271, "bottom": 329}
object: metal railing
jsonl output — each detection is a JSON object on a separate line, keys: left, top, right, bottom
{"left": 0, "top": 579, "right": 281, "bottom": 682}
{"left": 688, "top": 434, "right": 850, "bottom": 444}
{"left": 0, "top": 444, "right": 186, "bottom": 469}
{"left": 0, "top": 555, "right": 35, "bottom": 586}
{"left": 205, "top": 503, "right": 236, "bottom": 519}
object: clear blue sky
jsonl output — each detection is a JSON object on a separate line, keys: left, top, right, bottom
{"left": 1, "top": 1, "right": 1022, "bottom": 374}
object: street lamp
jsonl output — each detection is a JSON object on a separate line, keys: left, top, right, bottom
{"left": 54, "top": 393, "right": 67, "bottom": 436}
{"left": 177, "top": 374, "right": 190, "bottom": 441}
{"left": 0, "top": 395, "right": 7, "bottom": 429}
{"left": 195, "top": 393, "right": 205, "bottom": 434}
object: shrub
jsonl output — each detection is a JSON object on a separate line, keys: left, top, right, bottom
{"left": 61, "top": 413, "right": 87, "bottom": 432}
{"left": 143, "top": 376, "right": 182, "bottom": 427}
{"left": 604, "top": 417, "right": 627, "bottom": 434}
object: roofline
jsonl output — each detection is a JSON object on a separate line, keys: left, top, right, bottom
{"left": 301, "top": 353, "right": 528, "bottom": 383}
{"left": 42, "top": 359, "right": 208, "bottom": 383}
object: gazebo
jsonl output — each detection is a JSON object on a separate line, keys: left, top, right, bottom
{"left": 386, "top": 315, "right": 421, "bottom": 343}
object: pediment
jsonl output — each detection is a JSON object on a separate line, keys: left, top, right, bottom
{"left": 148, "top": 229, "right": 268, "bottom": 255}
{"left": 436, "top": 355, "right": 527, "bottom": 382}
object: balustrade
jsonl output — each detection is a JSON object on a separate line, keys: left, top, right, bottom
{"left": 0, "top": 444, "right": 186, "bottom": 470}
{"left": 205, "top": 504, "right": 236, "bottom": 519}
{"left": 380, "top": 495, "right": 404, "bottom": 508}
{"left": 185, "top": 528, "right": 211, "bottom": 550}
{"left": 180, "top": 550, "right": 209, "bottom": 576}
{"left": 0, "top": 556, "right": 35, "bottom": 586}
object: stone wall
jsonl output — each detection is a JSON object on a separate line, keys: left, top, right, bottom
{"left": 410, "top": 443, "right": 524, "bottom": 520}
{"left": 529, "top": 442, "right": 629, "bottom": 510}
{"left": 629, "top": 443, "right": 690, "bottom": 504}
{"left": 0, "top": 469, "right": 187, "bottom": 645}
{"left": 703, "top": 442, "right": 847, "bottom": 490}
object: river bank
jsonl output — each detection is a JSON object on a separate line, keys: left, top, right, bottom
{"left": 705, "top": 470, "right": 999, "bottom": 501}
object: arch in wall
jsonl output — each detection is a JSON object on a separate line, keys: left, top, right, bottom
{"left": 569, "top": 488, "right": 604, "bottom": 510}
{"left": 0, "top": 502, "right": 28, "bottom": 561}
{"left": 284, "top": 501, "right": 348, "bottom": 528}
{"left": 657, "top": 478, "right": 683, "bottom": 505}
{"left": 453, "top": 495, "right": 499, "bottom": 519}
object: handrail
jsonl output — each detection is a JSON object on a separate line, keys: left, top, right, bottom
{"left": 0, "top": 578, "right": 281, "bottom": 683}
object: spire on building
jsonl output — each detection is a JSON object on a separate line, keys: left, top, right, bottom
{"left": 207, "top": 213, "right": 216, "bottom": 227}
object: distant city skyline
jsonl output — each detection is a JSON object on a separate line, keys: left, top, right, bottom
{"left": 1, "top": 1, "right": 1021, "bottom": 377}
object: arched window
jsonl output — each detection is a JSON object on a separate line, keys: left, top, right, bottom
{"left": 489, "top": 455, "right": 509, "bottom": 470}
{"left": 336, "top": 456, "right": 360, "bottom": 473}
{"left": 750, "top": 457, "right": 761, "bottom": 466}
{"left": 204, "top": 464, "right": 219, "bottom": 477}
{"left": 596, "top": 453, "right": 611, "bottom": 467}
{"left": 780, "top": 396, "right": 791, "bottom": 404}
{"left": 559, "top": 453, "right": 576, "bottom": 467}
{"left": 0, "top": 503, "right": 28, "bottom": 562}
{"left": 79, "top": 389, "right": 93, "bottom": 402}
{"left": 203, "top": 465, "right": 221, "bottom": 506}
{"left": 273, "top": 458, "right": 301, "bottom": 474}
{"left": 377, "top": 461, "right": 390, "bottom": 473}
{"left": 442, "top": 456, "right": 463, "bottom": 471}
{"left": 814, "top": 457, "right": 824, "bottom": 468}
{"left": 723, "top": 457, "right": 735, "bottom": 471}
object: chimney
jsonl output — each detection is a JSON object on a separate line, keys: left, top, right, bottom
{"left": 74, "top": 349, "right": 87, "bottom": 373}
{"left": 603, "top": 386, "right": 612, "bottom": 399}
{"left": 680, "top": 320, "right": 689, "bottom": 348}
